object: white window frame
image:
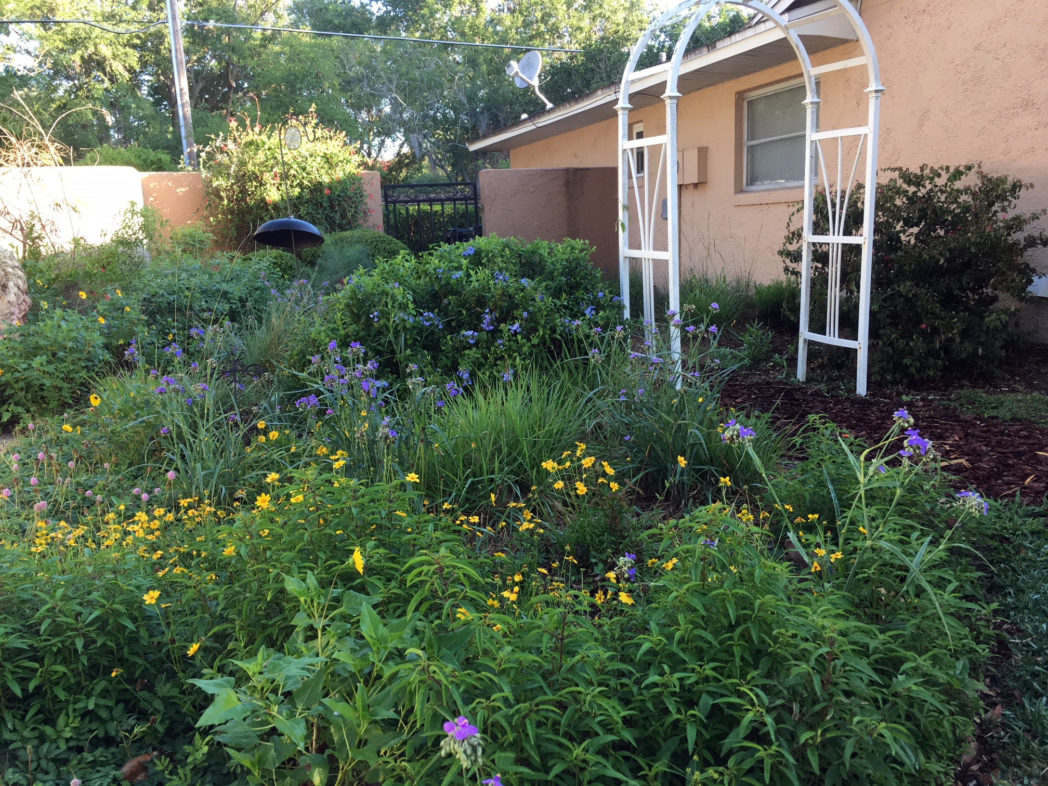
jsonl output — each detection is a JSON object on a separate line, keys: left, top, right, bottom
{"left": 742, "top": 79, "right": 816, "bottom": 191}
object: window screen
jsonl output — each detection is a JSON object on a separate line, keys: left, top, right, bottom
{"left": 744, "top": 83, "right": 811, "bottom": 188}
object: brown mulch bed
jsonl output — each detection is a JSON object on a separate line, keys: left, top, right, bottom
{"left": 719, "top": 345, "right": 1048, "bottom": 503}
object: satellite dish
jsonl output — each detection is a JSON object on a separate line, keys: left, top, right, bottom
{"left": 506, "top": 50, "right": 553, "bottom": 111}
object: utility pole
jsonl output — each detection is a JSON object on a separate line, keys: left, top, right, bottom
{"left": 166, "top": 0, "right": 197, "bottom": 168}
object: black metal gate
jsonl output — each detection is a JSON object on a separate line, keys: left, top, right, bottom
{"left": 382, "top": 182, "right": 481, "bottom": 254}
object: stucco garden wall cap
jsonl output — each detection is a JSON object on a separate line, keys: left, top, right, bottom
{"left": 469, "top": 0, "right": 853, "bottom": 153}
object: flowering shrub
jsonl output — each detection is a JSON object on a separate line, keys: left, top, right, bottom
{"left": 199, "top": 112, "right": 368, "bottom": 249}
{"left": 780, "top": 164, "right": 1048, "bottom": 383}
{"left": 306, "top": 236, "right": 618, "bottom": 380}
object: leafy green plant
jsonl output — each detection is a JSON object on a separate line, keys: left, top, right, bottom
{"left": 736, "top": 321, "right": 774, "bottom": 365}
{"left": 200, "top": 112, "right": 368, "bottom": 249}
{"left": 780, "top": 164, "right": 1048, "bottom": 384}
{"left": 753, "top": 278, "right": 800, "bottom": 330}
{"left": 0, "top": 308, "right": 108, "bottom": 423}
{"left": 949, "top": 389, "right": 1048, "bottom": 424}
{"left": 77, "top": 143, "right": 179, "bottom": 172}
{"left": 679, "top": 273, "right": 753, "bottom": 330}
{"left": 302, "top": 236, "right": 618, "bottom": 381}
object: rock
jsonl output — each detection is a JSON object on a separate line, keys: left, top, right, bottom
{"left": 0, "top": 246, "right": 31, "bottom": 330}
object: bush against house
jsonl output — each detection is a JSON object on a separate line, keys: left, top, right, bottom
{"left": 199, "top": 112, "right": 368, "bottom": 249}
{"left": 780, "top": 164, "right": 1048, "bottom": 384}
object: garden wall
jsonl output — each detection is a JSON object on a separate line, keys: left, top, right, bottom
{"left": 478, "top": 167, "right": 617, "bottom": 277}
{"left": 0, "top": 166, "right": 383, "bottom": 254}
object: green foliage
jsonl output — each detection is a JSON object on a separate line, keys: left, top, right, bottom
{"left": 948, "top": 389, "right": 1048, "bottom": 424}
{"left": 199, "top": 112, "right": 367, "bottom": 249}
{"left": 780, "top": 164, "right": 1048, "bottom": 384}
{"left": 679, "top": 273, "right": 753, "bottom": 331}
{"left": 77, "top": 143, "right": 179, "bottom": 171}
{"left": 304, "top": 236, "right": 617, "bottom": 379}
{"left": 754, "top": 278, "right": 801, "bottom": 330}
{"left": 737, "top": 321, "right": 775, "bottom": 366}
{"left": 136, "top": 255, "right": 283, "bottom": 351}
{"left": 0, "top": 307, "right": 107, "bottom": 424}
{"left": 303, "top": 228, "right": 411, "bottom": 284}
{"left": 978, "top": 499, "right": 1048, "bottom": 780}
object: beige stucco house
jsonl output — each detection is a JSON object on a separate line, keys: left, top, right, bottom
{"left": 469, "top": 0, "right": 1048, "bottom": 297}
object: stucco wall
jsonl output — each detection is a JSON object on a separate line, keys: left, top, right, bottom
{"left": 0, "top": 166, "right": 144, "bottom": 254}
{"left": 500, "top": 0, "right": 1048, "bottom": 289}
{"left": 478, "top": 167, "right": 618, "bottom": 276}
{"left": 1, "top": 167, "right": 385, "bottom": 256}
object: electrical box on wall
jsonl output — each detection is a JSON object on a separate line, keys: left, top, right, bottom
{"left": 679, "top": 147, "right": 708, "bottom": 185}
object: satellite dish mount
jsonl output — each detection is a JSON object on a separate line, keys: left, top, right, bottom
{"left": 507, "top": 51, "right": 553, "bottom": 111}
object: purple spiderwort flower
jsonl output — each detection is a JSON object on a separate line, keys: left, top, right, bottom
{"left": 443, "top": 716, "right": 478, "bottom": 740}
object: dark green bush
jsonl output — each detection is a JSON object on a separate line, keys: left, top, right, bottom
{"left": 137, "top": 256, "right": 284, "bottom": 352}
{"left": 77, "top": 143, "right": 179, "bottom": 172}
{"left": 754, "top": 278, "right": 800, "bottom": 330}
{"left": 780, "top": 164, "right": 1048, "bottom": 384}
{"left": 0, "top": 308, "right": 108, "bottom": 423}
{"left": 302, "top": 236, "right": 618, "bottom": 379}
{"left": 199, "top": 112, "right": 367, "bottom": 249}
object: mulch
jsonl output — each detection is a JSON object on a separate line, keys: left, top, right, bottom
{"left": 719, "top": 348, "right": 1048, "bottom": 503}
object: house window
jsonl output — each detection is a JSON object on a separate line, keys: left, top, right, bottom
{"left": 631, "top": 122, "right": 645, "bottom": 175}
{"left": 743, "top": 81, "right": 813, "bottom": 189}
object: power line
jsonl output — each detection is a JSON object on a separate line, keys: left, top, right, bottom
{"left": 0, "top": 17, "right": 583, "bottom": 53}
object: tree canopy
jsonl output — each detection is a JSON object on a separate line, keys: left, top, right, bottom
{"left": 0, "top": 0, "right": 747, "bottom": 180}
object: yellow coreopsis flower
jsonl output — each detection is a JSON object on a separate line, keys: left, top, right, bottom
{"left": 602, "top": 461, "right": 615, "bottom": 475}
{"left": 142, "top": 589, "right": 160, "bottom": 605}
{"left": 257, "top": 420, "right": 267, "bottom": 430}
{"left": 719, "top": 476, "right": 732, "bottom": 488}
{"left": 265, "top": 472, "right": 280, "bottom": 484}
{"left": 677, "top": 456, "right": 688, "bottom": 468}
{"left": 186, "top": 642, "right": 201, "bottom": 657}
{"left": 405, "top": 472, "right": 420, "bottom": 483}
{"left": 89, "top": 394, "right": 101, "bottom": 407}
{"left": 222, "top": 545, "right": 236, "bottom": 556}
{"left": 575, "top": 481, "right": 588, "bottom": 496}
{"left": 255, "top": 493, "right": 271, "bottom": 510}
{"left": 353, "top": 546, "right": 365, "bottom": 575}
{"left": 62, "top": 424, "right": 73, "bottom": 432}
{"left": 618, "top": 591, "right": 635, "bottom": 605}
{"left": 553, "top": 480, "right": 565, "bottom": 490}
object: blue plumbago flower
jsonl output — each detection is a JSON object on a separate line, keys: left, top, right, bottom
{"left": 956, "top": 490, "right": 990, "bottom": 516}
{"left": 328, "top": 339, "right": 338, "bottom": 352}
{"left": 461, "top": 330, "right": 478, "bottom": 345}
{"left": 618, "top": 389, "right": 628, "bottom": 401}
{"left": 445, "top": 382, "right": 463, "bottom": 398}
{"left": 509, "top": 322, "right": 521, "bottom": 334}
{"left": 482, "top": 776, "right": 504, "bottom": 786}
{"left": 494, "top": 271, "right": 509, "bottom": 283}
{"left": 708, "top": 325, "right": 718, "bottom": 334}
{"left": 702, "top": 538, "right": 719, "bottom": 549}
{"left": 457, "top": 368, "right": 471, "bottom": 383}
{"left": 311, "top": 354, "right": 321, "bottom": 365}
{"left": 893, "top": 407, "right": 914, "bottom": 426}
{"left": 615, "top": 325, "right": 625, "bottom": 334}
{"left": 462, "top": 246, "right": 476, "bottom": 257}
{"left": 685, "top": 325, "right": 697, "bottom": 334}
{"left": 296, "top": 394, "right": 321, "bottom": 410}
{"left": 584, "top": 304, "right": 596, "bottom": 318}
{"left": 124, "top": 339, "right": 139, "bottom": 362}
{"left": 189, "top": 326, "right": 205, "bottom": 339}
{"left": 349, "top": 341, "right": 365, "bottom": 356}
{"left": 481, "top": 311, "right": 497, "bottom": 331}
{"left": 501, "top": 369, "right": 514, "bottom": 382}
{"left": 520, "top": 278, "right": 531, "bottom": 287}
{"left": 614, "top": 552, "right": 638, "bottom": 583}
{"left": 451, "top": 271, "right": 463, "bottom": 280}
{"left": 370, "top": 311, "right": 380, "bottom": 322}
{"left": 710, "top": 302, "right": 720, "bottom": 311}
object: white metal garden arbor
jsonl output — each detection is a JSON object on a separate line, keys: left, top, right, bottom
{"left": 617, "top": 0, "right": 884, "bottom": 395}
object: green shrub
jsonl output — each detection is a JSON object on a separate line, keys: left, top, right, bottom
{"left": 0, "top": 308, "right": 108, "bottom": 423}
{"left": 136, "top": 255, "right": 283, "bottom": 352}
{"left": 753, "top": 278, "right": 800, "bottom": 329}
{"left": 242, "top": 248, "right": 300, "bottom": 281}
{"left": 302, "top": 228, "right": 411, "bottom": 287}
{"left": 302, "top": 236, "right": 618, "bottom": 380}
{"left": 199, "top": 112, "right": 368, "bottom": 249}
{"left": 77, "top": 143, "right": 179, "bottom": 172}
{"left": 780, "top": 164, "right": 1048, "bottom": 384}
{"left": 168, "top": 223, "right": 217, "bottom": 258}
